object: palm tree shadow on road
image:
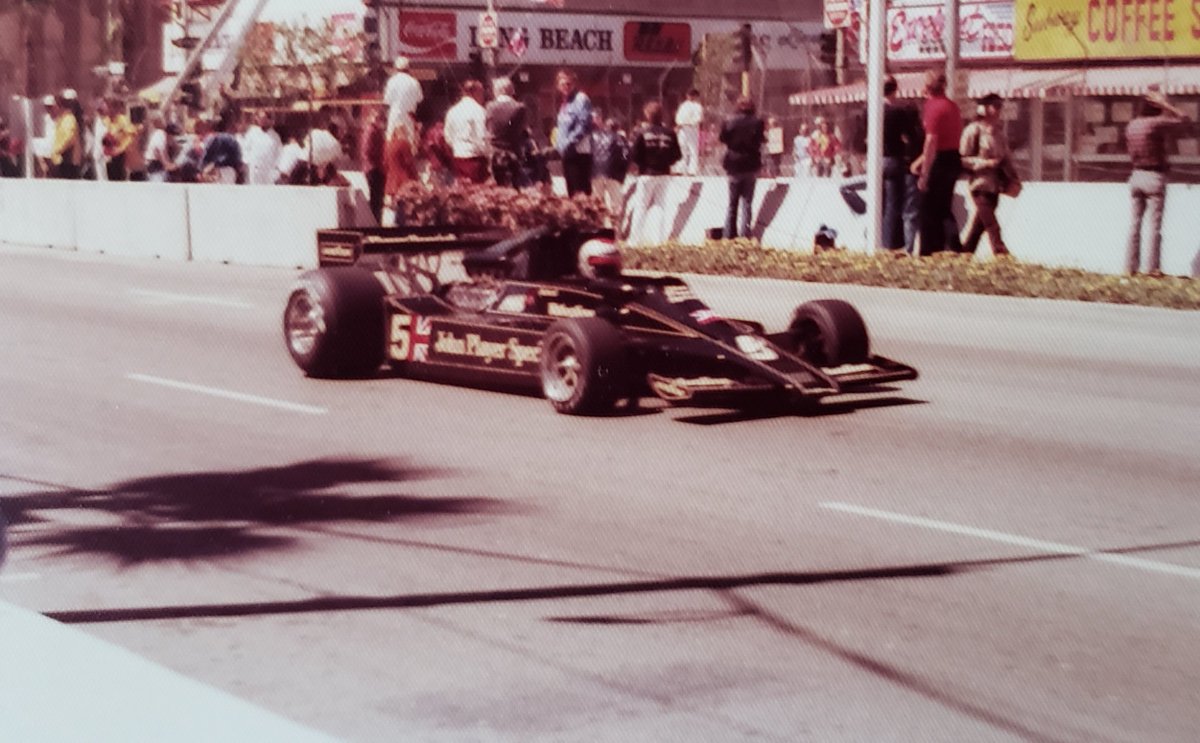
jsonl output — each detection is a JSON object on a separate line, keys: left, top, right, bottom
{"left": 0, "top": 459, "right": 518, "bottom": 566}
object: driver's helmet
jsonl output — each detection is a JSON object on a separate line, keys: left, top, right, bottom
{"left": 577, "top": 238, "right": 622, "bottom": 280}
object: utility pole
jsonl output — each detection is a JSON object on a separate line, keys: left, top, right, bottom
{"left": 943, "top": 0, "right": 960, "bottom": 102}
{"left": 865, "top": 0, "right": 885, "bottom": 252}
{"left": 739, "top": 23, "right": 753, "bottom": 97}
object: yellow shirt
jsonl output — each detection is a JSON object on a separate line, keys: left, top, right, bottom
{"left": 103, "top": 114, "right": 136, "bottom": 157}
{"left": 51, "top": 112, "right": 79, "bottom": 166}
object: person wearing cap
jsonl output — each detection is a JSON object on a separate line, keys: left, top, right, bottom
{"left": 101, "top": 97, "right": 137, "bottom": 181}
{"left": 384, "top": 55, "right": 422, "bottom": 140}
{"left": 486, "top": 76, "right": 532, "bottom": 189}
{"left": 959, "top": 92, "right": 1014, "bottom": 259}
{"left": 1124, "top": 89, "right": 1191, "bottom": 276}
{"left": 383, "top": 56, "right": 422, "bottom": 198}
{"left": 915, "top": 68, "right": 963, "bottom": 255}
{"left": 49, "top": 93, "right": 81, "bottom": 179}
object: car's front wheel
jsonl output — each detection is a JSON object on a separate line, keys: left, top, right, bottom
{"left": 789, "top": 299, "right": 870, "bottom": 367}
{"left": 283, "top": 268, "right": 387, "bottom": 378}
{"left": 540, "top": 318, "right": 628, "bottom": 415}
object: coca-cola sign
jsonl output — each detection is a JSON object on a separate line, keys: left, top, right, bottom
{"left": 623, "top": 22, "right": 692, "bottom": 62}
{"left": 398, "top": 11, "right": 458, "bottom": 60}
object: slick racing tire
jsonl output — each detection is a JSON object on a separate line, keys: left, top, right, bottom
{"left": 540, "top": 318, "right": 629, "bottom": 415}
{"left": 283, "top": 268, "right": 387, "bottom": 379}
{"left": 789, "top": 299, "right": 870, "bottom": 367}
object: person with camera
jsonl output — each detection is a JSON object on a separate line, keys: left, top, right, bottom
{"left": 959, "top": 92, "right": 1018, "bottom": 259}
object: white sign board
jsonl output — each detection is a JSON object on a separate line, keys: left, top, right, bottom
{"left": 478, "top": 10, "right": 499, "bottom": 49}
{"left": 886, "top": 0, "right": 1013, "bottom": 61}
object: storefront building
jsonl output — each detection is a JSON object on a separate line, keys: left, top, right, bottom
{"left": 791, "top": 0, "right": 1200, "bottom": 182}
{"left": 373, "top": 3, "right": 825, "bottom": 140}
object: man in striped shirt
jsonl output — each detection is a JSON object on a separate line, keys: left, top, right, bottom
{"left": 1124, "top": 89, "right": 1191, "bottom": 276}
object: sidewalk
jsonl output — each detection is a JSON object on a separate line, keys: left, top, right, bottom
{"left": 0, "top": 600, "right": 342, "bottom": 743}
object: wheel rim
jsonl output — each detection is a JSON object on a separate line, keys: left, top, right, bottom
{"left": 542, "top": 334, "right": 582, "bottom": 403}
{"left": 793, "top": 319, "right": 829, "bottom": 366}
{"left": 285, "top": 289, "right": 325, "bottom": 357}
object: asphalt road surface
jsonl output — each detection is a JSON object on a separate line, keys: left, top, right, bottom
{"left": 2, "top": 243, "right": 1198, "bottom": 743}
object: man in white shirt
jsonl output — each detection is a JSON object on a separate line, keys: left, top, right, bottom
{"left": 674, "top": 88, "right": 703, "bottom": 176}
{"left": 241, "top": 111, "right": 283, "bottom": 185}
{"left": 442, "top": 79, "right": 488, "bottom": 184}
{"left": 300, "top": 117, "right": 344, "bottom": 184}
{"left": 384, "top": 56, "right": 423, "bottom": 139}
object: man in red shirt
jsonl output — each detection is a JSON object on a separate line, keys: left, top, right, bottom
{"left": 916, "top": 69, "right": 963, "bottom": 255}
{"left": 1124, "top": 90, "right": 1190, "bottom": 276}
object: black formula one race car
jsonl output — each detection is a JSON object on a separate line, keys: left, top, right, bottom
{"left": 282, "top": 225, "right": 917, "bottom": 415}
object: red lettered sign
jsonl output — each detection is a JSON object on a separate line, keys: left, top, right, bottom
{"left": 623, "top": 22, "right": 692, "bottom": 62}
{"left": 398, "top": 11, "right": 458, "bottom": 60}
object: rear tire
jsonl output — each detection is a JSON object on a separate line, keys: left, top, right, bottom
{"left": 540, "top": 318, "right": 628, "bottom": 415}
{"left": 789, "top": 299, "right": 870, "bottom": 367}
{"left": 283, "top": 268, "right": 387, "bottom": 378}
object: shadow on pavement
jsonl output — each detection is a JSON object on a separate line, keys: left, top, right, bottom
{"left": 1, "top": 459, "right": 515, "bottom": 565}
{"left": 676, "top": 396, "right": 926, "bottom": 425}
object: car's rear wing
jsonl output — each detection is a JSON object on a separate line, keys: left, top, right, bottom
{"left": 317, "top": 226, "right": 512, "bottom": 267}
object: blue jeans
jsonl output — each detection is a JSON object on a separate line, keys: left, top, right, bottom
{"left": 1126, "top": 169, "right": 1166, "bottom": 274}
{"left": 725, "top": 173, "right": 757, "bottom": 239}
{"left": 882, "top": 157, "right": 908, "bottom": 250}
{"left": 903, "top": 173, "right": 921, "bottom": 254}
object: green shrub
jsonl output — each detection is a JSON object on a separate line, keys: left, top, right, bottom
{"left": 394, "top": 186, "right": 1197, "bottom": 310}
{"left": 624, "top": 240, "right": 1200, "bottom": 311}
{"left": 395, "top": 182, "right": 608, "bottom": 233}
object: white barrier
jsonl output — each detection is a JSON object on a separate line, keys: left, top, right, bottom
{"left": 0, "top": 178, "right": 79, "bottom": 250}
{"left": 75, "top": 181, "right": 191, "bottom": 261}
{"left": 2, "top": 176, "right": 1196, "bottom": 276}
{"left": 0, "top": 600, "right": 340, "bottom": 742}
{"left": 185, "top": 183, "right": 346, "bottom": 269}
{"left": 622, "top": 176, "right": 1200, "bottom": 277}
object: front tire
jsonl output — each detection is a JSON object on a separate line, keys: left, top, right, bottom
{"left": 540, "top": 318, "right": 628, "bottom": 415}
{"left": 283, "top": 268, "right": 387, "bottom": 378}
{"left": 789, "top": 299, "right": 870, "bottom": 367}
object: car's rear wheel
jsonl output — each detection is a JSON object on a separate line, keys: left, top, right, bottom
{"left": 540, "top": 318, "right": 628, "bottom": 415}
{"left": 789, "top": 299, "right": 870, "bottom": 367}
{"left": 283, "top": 268, "right": 387, "bottom": 378}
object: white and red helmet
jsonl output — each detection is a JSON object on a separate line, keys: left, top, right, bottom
{"left": 577, "top": 238, "right": 622, "bottom": 279}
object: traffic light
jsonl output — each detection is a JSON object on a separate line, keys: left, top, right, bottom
{"left": 180, "top": 81, "right": 201, "bottom": 110}
{"left": 363, "top": 9, "right": 381, "bottom": 74}
{"left": 818, "top": 31, "right": 837, "bottom": 68}
{"left": 468, "top": 50, "right": 485, "bottom": 83}
{"left": 737, "top": 24, "right": 753, "bottom": 69}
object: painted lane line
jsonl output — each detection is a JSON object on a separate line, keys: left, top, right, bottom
{"left": 0, "top": 573, "right": 42, "bottom": 584}
{"left": 820, "top": 501, "right": 1200, "bottom": 581}
{"left": 128, "top": 289, "right": 255, "bottom": 309}
{"left": 127, "top": 374, "right": 327, "bottom": 415}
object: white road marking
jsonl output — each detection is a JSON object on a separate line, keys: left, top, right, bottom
{"left": 821, "top": 501, "right": 1200, "bottom": 581}
{"left": 128, "top": 289, "right": 255, "bottom": 309}
{"left": 0, "top": 573, "right": 42, "bottom": 584}
{"left": 127, "top": 374, "right": 327, "bottom": 415}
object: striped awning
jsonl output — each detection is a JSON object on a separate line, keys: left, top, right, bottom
{"left": 789, "top": 65, "right": 1200, "bottom": 107}
{"left": 1065, "top": 66, "right": 1200, "bottom": 97}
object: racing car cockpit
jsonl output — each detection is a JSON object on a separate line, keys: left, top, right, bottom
{"left": 461, "top": 226, "right": 617, "bottom": 283}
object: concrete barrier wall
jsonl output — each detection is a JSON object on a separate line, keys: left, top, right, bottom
{"left": 3, "top": 177, "right": 1196, "bottom": 276}
{"left": 622, "top": 176, "right": 1200, "bottom": 277}
{"left": 186, "top": 184, "right": 345, "bottom": 269}
{"left": 75, "top": 181, "right": 191, "bottom": 261}
{"left": 0, "top": 178, "right": 79, "bottom": 249}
